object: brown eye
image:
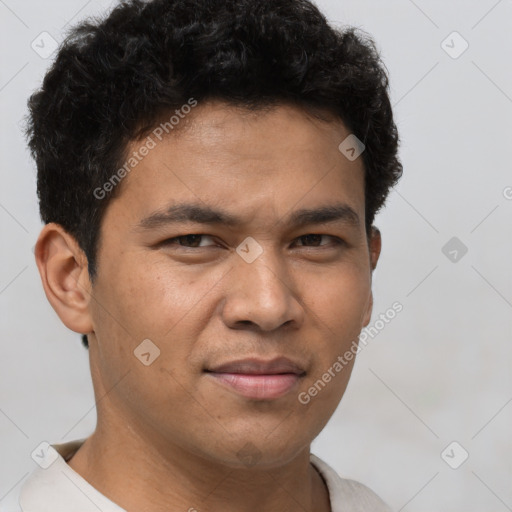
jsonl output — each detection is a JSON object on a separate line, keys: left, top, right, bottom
{"left": 295, "top": 234, "right": 343, "bottom": 247}
{"left": 161, "top": 234, "right": 216, "bottom": 248}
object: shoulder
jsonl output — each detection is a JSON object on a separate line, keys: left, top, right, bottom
{"left": 310, "top": 453, "right": 393, "bottom": 512}
{"left": 1, "top": 439, "right": 125, "bottom": 512}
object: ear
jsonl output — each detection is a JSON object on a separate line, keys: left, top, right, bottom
{"left": 362, "top": 226, "right": 382, "bottom": 327}
{"left": 34, "top": 223, "right": 94, "bottom": 335}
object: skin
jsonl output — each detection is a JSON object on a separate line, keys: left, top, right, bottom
{"left": 35, "top": 100, "right": 381, "bottom": 512}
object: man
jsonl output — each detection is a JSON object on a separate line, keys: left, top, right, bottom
{"left": 11, "top": 0, "right": 402, "bottom": 510}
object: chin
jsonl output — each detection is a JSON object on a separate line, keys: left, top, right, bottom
{"left": 200, "top": 432, "right": 310, "bottom": 470}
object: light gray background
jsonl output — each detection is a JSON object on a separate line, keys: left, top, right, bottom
{"left": 1, "top": 1, "right": 511, "bottom": 510}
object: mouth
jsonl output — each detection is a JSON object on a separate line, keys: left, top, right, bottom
{"left": 204, "top": 357, "right": 306, "bottom": 401}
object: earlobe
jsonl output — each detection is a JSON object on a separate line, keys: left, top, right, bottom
{"left": 34, "top": 223, "right": 94, "bottom": 335}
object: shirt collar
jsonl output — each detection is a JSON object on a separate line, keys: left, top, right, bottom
{"left": 19, "top": 439, "right": 126, "bottom": 512}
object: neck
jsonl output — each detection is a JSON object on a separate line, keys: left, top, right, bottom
{"left": 67, "top": 425, "right": 331, "bottom": 512}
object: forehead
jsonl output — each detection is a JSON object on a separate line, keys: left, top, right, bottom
{"left": 142, "top": 102, "right": 346, "bottom": 159}
{"left": 104, "top": 101, "right": 366, "bottom": 230}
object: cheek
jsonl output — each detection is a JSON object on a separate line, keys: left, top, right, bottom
{"left": 307, "top": 265, "right": 371, "bottom": 334}
{"left": 299, "top": 266, "right": 370, "bottom": 399}
{"left": 91, "top": 256, "right": 233, "bottom": 398}
{"left": 98, "top": 255, "right": 213, "bottom": 340}
{"left": 89, "top": 259, "right": 211, "bottom": 421}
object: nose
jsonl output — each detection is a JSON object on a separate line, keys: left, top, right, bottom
{"left": 220, "top": 250, "right": 305, "bottom": 332}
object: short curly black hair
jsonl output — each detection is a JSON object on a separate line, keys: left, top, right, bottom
{"left": 25, "top": 0, "right": 402, "bottom": 349}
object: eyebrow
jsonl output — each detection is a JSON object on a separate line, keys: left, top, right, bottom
{"left": 134, "top": 202, "right": 361, "bottom": 231}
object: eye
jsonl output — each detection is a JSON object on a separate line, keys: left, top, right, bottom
{"left": 294, "top": 234, "right": 344, "bottom": 247}
{"left": 159, "top": 233, "right": 344, "bottom": 250}
{"left": 161, "top": 234, "right": 217, "bottom": 248}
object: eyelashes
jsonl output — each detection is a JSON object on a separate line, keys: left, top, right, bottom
{"left": 160, "top": 233, "right": 345, "bottom": 249}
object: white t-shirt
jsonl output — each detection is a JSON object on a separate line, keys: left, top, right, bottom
{"left": 0, "top": 439, "right": 392, "bottom": 512}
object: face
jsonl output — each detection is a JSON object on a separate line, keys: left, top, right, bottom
{"left": 82, "top": 101, "right": 380, "bottom": 468}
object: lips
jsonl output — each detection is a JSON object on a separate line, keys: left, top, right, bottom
{"left": 205, "top": 357, "right": 306, "bottom": 400}
{"left": 206, "top": 357, "right": 306, "bottom": 376}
